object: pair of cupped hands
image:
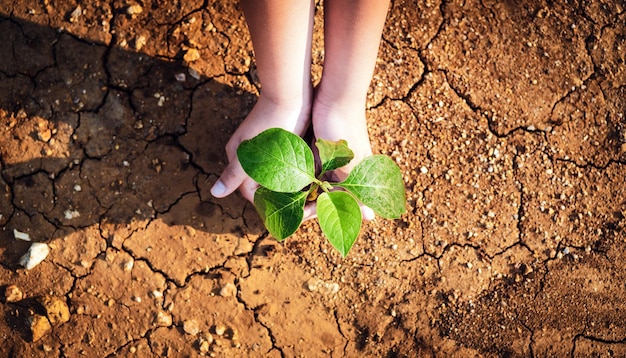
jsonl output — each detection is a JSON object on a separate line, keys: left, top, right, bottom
{"left": 210, "top": 95, "right": 375, "bottom": 222}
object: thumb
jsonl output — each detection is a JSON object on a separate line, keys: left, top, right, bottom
{"left": 211, "top": 160, "right": 246, "bottom": 198}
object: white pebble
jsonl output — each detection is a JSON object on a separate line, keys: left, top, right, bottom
{"left": 74, "top": 184, "right": 82, "bottom": 192}
{"left": 175, "top": 73, "right": 186, "bottom": 82}
{"left": 420, "top": 166, "right": 428, "bottom": 174}
{"left": 183, "top": 320, "right": 200, "bottom": 336}
{"left": 188, "top": 67, "right": 201, "bottom": 80}
{"left": 214, "top": 324, "right": 226, "bottom": 336}
{"left": 13, "top": 229, "right": 31, "bottom": 241}
{"left": 64, "top": 210, "right": 80, "bottom": 220}
{"left": 219, "top": 283, "right": 237, "bottom": 297}
{"left": 123, "top": 259, "right": 134, "bottom": 271}
{"left": 19, "top": 243, "right": 50, "bottom": 270}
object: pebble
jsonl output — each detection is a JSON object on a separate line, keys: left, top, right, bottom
{"left": 199, "top": 339, "right": 210, "bottom": 353}
{"left": 175, "top": 73, "right": 186, "bottom": 82}
{"left": 69, "top": 6, "right": 82, "bottom": 23}
{"left": 155, "top": 311, "right": 172, "bottom": 327}
{"left": 37, "top": 295, "right": 71, "bottom": 327}
{"left": 219, "top": 282, "right": 237, "bottom": 297}
{"left": 64, "top": 210, "right": 81, "bottom": 220}
{"left": 3, "top": 285, "right": 24, "bottom": 303}
{"left": 188, "top": 67, "right": 201, "bottom": 80}
{"left": 126, "top": 4, "right": 143, "bottom": 15}
{"left": 183, "top": 48, "right": 200, "bottom": 63}
{"left": 183, "top": 319, "right": 200, "bottom": 336}
{"left": 214, "top": 324, "right": 226, "bottom": 336}
{"left": 305, "top": 278, "right": 321, "bottom": 291}
{"left": 19, "top": 243, "right": 50, "bottom": 270}
{"left": 134, "top": 35, "right": 147, "bottom": 51}
{"left": 27, "top": 313, "right": 52, "bottom": 342}
{"left": 318, "top": 282, "right": 340, "bottom": 295}
{"left": 38, "top": 129, "right": 52, "bottom": 142}
{"left": 13, "top": 229, "right": 31, "bottom": 241}
{"left": 123, "top": 258, "right": 134, "bottom": 271}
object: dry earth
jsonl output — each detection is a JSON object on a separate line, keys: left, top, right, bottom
{"left": 1, "top": 0, "right": 625, "bottom": 357}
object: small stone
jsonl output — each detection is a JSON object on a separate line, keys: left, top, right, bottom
{"left": 175, "top": 73, "right": 186, "bottom": 82}
{"left": 27, "top": 313, "right": 52, "bottom": 342}
{"left": 420, "top": 166, "right": 428, "bottom": 174}
{"left": 183, "top": 48, "right": 200, "bottom": 63}
{"left": 13, "top": 229, "right": 31, "bottom": 241}
{"left": 19, "top": 243, "right": 50, "bottom": 270}
{"left": 133, "top": 35, "right": 147, "bottom": 51}
{"left": 219, "top": 283, "right": 237, "bottom": 297}
{"left": 38, "top": 129, "right": 52, "bottom": 142}
{"left": 3, "top": 285, "right": 24, "bottom": 303}
{"left": 37, "top": 295, "right": 71, "bottom": 327}
{"left": 73, "top": 184, "right": 82, "bottom": 192}
{"left": 188, "top": 67, "right": 201, "bottom": 80}
{"left": 214, "top": 324, "right": 226, "bottom": 336}
{"left": 69, "top": 6, "right": 82, "bottom": 23}
{"left": 183, "top": 319, "right": 200, "bottom": 336}
{"left": 126, "top": 4, "right": 143, "bottom": 15}
{"left": 123, "top": 258, "right": 134, "bottom": 271}
{"left": 64, "top": 210, "right": 80, "bottom": 220}
{"left": 155, "top": 311, "right": 172, "bottom": 327}
{"left": 305, "top": 278, "right": 321, "bottom": 292}
{"left": 318, "top": 282, "right": 339, "bottom": 295}
{"left": 199, "top": 339, "right": 210, "bottom": 353}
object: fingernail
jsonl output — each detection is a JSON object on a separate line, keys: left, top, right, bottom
{"left": 211, "top": 180, "right": 226, "bottom": 197}
{"left": 362, "top": 207, "right": 375, "bottom": 221}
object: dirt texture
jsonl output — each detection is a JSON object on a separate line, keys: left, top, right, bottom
{"left": 1, "top": 0, "right": 625, "bottom": 357}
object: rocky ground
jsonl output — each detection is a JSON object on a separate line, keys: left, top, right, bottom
{"left": 1, "top": 0, "right": 625, "bottom": 357}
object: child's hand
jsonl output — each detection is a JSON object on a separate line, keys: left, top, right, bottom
{"left": 303, "top": 96, "right": 376, "bottom": 222}
{"left": 211, "top": 96, "right": 311, "bottom": 203}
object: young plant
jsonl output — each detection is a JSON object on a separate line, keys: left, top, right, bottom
{"left": 237, "top": 128, "right": 406, "bottom": 257}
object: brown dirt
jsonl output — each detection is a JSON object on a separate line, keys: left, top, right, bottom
{"left": 1, "top": 0, "right": 625, "bottom": 357}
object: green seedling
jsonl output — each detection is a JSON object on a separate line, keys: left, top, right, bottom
{"left": 238, "top": 128, "right": 406, "bottom": 257}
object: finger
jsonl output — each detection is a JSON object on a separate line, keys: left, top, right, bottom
{"left": 238, "top": 177, "right": 258, "bottom": 204}
{"left": 211, "top": 160, "right": 246, "bottom": 198}
{"left": 361, "top": 205, "right": 375, "bottom": 221}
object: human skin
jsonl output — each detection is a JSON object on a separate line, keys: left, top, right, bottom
{"left": 212, "top": 0, "right": 390, "bottom": 221}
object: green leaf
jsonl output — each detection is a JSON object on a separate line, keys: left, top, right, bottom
{"left": 315, "top": 139, "right": 354, "bottom": 173}
{"left": 238, "top": 128, "right": 316, "bottom": 192}
{"left": 337, "top": 155, "right": 406, "bottom": 219}
{"left": 254, "top": 187, "right": 308, "bottom": 241}
{"left": 317, "top": 191, "right": 362, "bottom": 257}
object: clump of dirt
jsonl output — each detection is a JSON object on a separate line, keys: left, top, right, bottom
{"left": 1, "top": 0, "right": 625, "bottom": 357}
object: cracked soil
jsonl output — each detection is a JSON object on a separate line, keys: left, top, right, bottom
{"left": 1, "top": 0, "right": 626, "bottom": 357}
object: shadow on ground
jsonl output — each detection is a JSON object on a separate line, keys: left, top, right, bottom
{"left": 0, "top": 12, "right": 264, "bottom": 280}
